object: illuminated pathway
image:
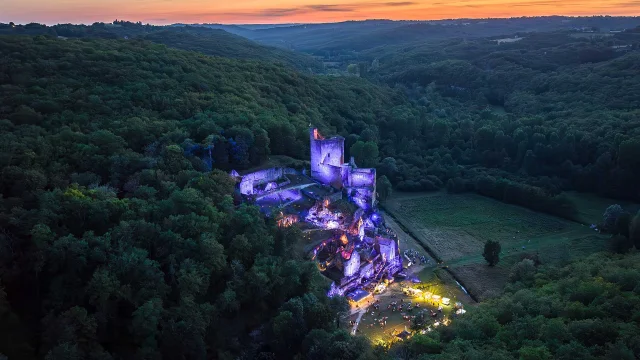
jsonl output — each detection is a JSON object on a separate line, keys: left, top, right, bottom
{"left": 351, "top": 310, "right": 365, "bottom": 335}
{"left": 347, "top": 216, "right": 434, "bottom": 336}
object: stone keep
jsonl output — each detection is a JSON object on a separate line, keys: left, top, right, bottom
{"left": 310, "top": 128, "right": 345, "bottom": 189}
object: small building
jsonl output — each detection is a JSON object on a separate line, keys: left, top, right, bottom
{"left": 396, "top": 327, "right": 411, "bottom": 340}
{"left": 346, "top": 289, "right": 372, "bottom": 307}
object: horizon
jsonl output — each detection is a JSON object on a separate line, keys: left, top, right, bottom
{"left": 3, "top": 0, "right": 640, "bottom": 26}
{"left": 5, "top": 14, "right": 640, "bottom": 27}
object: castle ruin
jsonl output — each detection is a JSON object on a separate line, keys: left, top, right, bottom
{"left": 231, "top": 127, "right": 401, "bottom": 300}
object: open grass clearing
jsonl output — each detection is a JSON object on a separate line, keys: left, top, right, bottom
{"left": 564, "top": 191, "right": 640, "bottom": 225}
{"left": 383, "top": 212, "right": 437, "bottom": 266}
{"left": 449, "top": 233, "right": 610, "bottom": 300}
{"left": 384, "top": 192, "right": 586, "bottom": 261}
{"left": 384, "top": 191, "right": 609, "bottom": 300}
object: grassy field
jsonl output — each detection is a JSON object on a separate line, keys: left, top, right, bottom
{"left": 564, "top": 191, "right": 639, "bottom": 225}
{"left": 383, "top": 192, "right": 609, "bottom": 300}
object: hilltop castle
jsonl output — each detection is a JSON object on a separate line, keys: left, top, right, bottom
{"left": 234, "top": 127, "right": 376, "bottom": 210}
{"left": 231, "top": 127, "right": 400, "bottom": 300}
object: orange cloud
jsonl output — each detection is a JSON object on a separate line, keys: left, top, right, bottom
{"left": 2, "top": 0, "right": 640, "bottom": 25}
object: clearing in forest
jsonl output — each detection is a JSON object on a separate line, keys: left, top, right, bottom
{"left": 384, "top": 192, "right": 608, "bottom": 299}
{"left": 564, "top": 191, "right": 640, "bottom": 225}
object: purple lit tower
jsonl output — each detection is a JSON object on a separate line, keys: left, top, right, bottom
{"left": 310, "top": 128, "right": 345, "bottom": 189}
{"left": 309, "top": 127, "right": 377, "bottom": 209}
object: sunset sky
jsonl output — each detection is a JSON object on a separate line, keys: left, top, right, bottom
{"left": 3, "top": 0, "right": 640, "bottom": 25}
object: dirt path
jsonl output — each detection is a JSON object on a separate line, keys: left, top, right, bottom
{"left": 351, "top": 310, "right": 365, "bottom": 335}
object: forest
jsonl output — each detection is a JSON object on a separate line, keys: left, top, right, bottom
{"left": 364, "top": 29, "right": 640, "bottom": 209}
{"left": 1, "top": 17, "right": 640, "bottom": 359}
{"left": 199, "top": 16, "right": 640, "bottom": 54}
{"left": 385, "top": 252, "right": 640, "bottom": 359}
{"left": 0, "top": 22, "right": 322, "bottom": 72}
{"left": 0, "top": 35, "right": 397, "bottom": 359}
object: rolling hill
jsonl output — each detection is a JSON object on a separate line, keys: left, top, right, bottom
{"left": 0, "top": 22, "right": 323, "bottom": 72}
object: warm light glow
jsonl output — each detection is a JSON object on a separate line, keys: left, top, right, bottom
{"left": 340, "top": 233, "right": 349, "bottom": 245}
{"left": 3, "top": 0, "right": 639, "bottom": 25}
{"left": 277, "top": 212, "right": 299, "bottom": 228}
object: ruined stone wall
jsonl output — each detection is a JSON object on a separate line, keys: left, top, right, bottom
{"left": 239, "top": 167, "right": 297, "bottom": 195}
{"left": 346, "top": 187, "right": 375, "bottom": 210}
{"left": 346, "top": 168, "right": 376, "bottom": 188}
{"left": 343, "top": 250, "right": 361, "bottom": 277}
{"left": 316, "top": 164, "right": 344, "bottom": 189}
{"left": 360, "top": 263, "right": 374, "bottom": 279}
{"left": 377, "top": 238, "right": 397, "bottom": 263}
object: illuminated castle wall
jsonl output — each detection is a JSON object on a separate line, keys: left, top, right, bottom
{"left": 310, "top": 128, "right": 345, "bottom": 189}
{"left": 325, "top": 235, "right": 402, "bottom": 297}
{"left": 310, "top": 128, "right": 376, "bottom": 209}
{"left": 237, "top": 167, "right": 297, "bottom": 195}
{"left": 343, "top": 250, "right": 360, "bottom": 277}
{"left": 343, "top": 167, "right": 376, "bottom": 210}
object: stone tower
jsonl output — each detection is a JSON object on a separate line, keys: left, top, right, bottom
{"left": 309, "top": 128, "right": 345, "bottom": 188}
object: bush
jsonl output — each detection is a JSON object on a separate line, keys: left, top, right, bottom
{"left": 509, "top": 259, "right": 536, "bottom": 284}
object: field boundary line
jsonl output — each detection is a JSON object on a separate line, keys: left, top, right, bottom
{"left": 381, "top": 204, "right": 479, "bottom": 302}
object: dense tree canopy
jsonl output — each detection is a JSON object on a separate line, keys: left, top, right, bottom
{"left": 0, "top": 35, "right": 398, "bottom": 359}
{"left": 0, "top": 22, "right": 322, "bottom": 72}
{"left": 390, "top": 252, "right": 640, "bottom": 359}
{"left": 360, "top": 31, "right": 640, "bottom": 207}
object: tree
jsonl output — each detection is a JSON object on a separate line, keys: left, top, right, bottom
{"left": 0, "top": 281, "right": 35, "bottom": 359}
{"left": 483, "top": 240, "right": 501, "bottom": 266}
{"left": 610, "top": 235, "right": 633, "bottom": 254}
{"left": 406, "top": 334, "right": 441, "bottom": 355}
{"left": 350, "top": 141, "right": 379, "bottom": 168}
{"left": 618, "top": 139, "right": 640, "bottom": 170}
{"left": 131, "top": 298, "right": 163, "bottom": 359}
{"left": 631, "top": 212, "right": 640, "bottom": 249}
{"left": 377, "top": 175, "right": 392, "bottom": 202}
{"left": 519, "top": 345, "right": 552, "bottom": 360}
{"left": 614, "top": 212, "right": 631, "bottom": 238}
{"left": 250, "top": 126, "right": 270, "bottom": 165}
{"left": 271, "top": 310, "right": 299, "bottom": 356}
{"left": 379, "top": 157, "right": 398, "bottom": 179}
{"left": 347, "top": 64, "right": 359, "bottom": 76}
{"left": 227, "top": 127, "right": 254, "bottom": 169}
{"left": 603, "top": 204, "right": 624, "bottom": 232}
{"left": 509, "top": 258, "right": 536, "bottom": 284}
